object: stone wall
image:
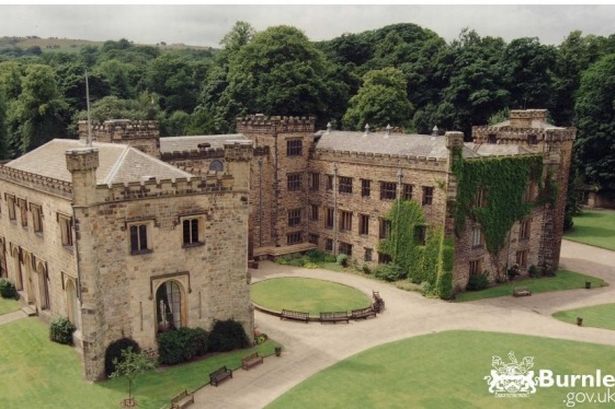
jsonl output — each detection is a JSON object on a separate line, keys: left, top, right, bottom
{"left": 78, "top": 119, "right": 161, "bottom": 157}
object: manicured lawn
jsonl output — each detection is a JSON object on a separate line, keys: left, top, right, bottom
{"left": 553, "top": 303, "right": 615, "bottom": 330}
{"left": 455, "top": 270, "right": 606, "bottom": 302}
{"left": 251, "top": 277, "right": 372, "bottom": 315}
{"left": 565, "top": 209, "right": 615, "bottom": 251}
{"left": 0, "top": 318, "right": 279, "bottom": 409}
{"left": 266, "top": 330, "right": 615, "bottom": 409}
{"left": 0, "top": 297, "right": 20, "bottom": 315}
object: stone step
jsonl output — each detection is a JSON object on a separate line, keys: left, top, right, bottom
{"left": 21, "top": 305, "right": 37, "bottom": 316}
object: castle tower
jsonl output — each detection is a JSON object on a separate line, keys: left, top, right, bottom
{"left": 78, "top": 119, "right": 161, "bottom": 158}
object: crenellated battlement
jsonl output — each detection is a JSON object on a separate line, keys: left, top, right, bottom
{"left": 472, "top": 125, "right": 576, "bottom": 144}
{"left": 0, "top": 165, "right": 72, "bottom": 198}
{"left": 236, "top": 114, "right": 316, "bottom": 134}
{"left": 161, "top": 148, "right": 226, "bottom": 161}
{"left": 312, "top": 148, "right": 448, "bottom": 172}
{"left": 78, "top": 119, "right": 160, "bottom": 141}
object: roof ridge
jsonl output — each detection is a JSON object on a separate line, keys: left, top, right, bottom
{"left": 103, "top": 145, "right": 131, "bottom": 185}
{"left": 127, "top": 145, "right": 193, "bottom": 178}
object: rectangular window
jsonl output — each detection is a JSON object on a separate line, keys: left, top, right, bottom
{"left": 309, "top": 204, "right": 319, "bottom": 221}
{"left": 6, "top": 195, "right": 16, "bottom": 221}
{"left": 339, "top": 242, "right": 352, "bottom": 256}
{"left": 340, "top": 210, "right": 352, "bottom": 232}
{"left": 325, "top": 238, "right": 333, "bottom": 251}
{"left": 287, "top": 173, "right": 302, "bottom": 191}
{"left": 516, "top": 250, "right": 528, "bottom": 268}
{"left": 471, "top": 226, "right": 482, "bottom": 248}
{"left": 380, "top": 182, "right": 397, "bottom": 200}
{"left": 402, "top": 184, "right": 413, "bottom": 200}
{"left": 59, "top": 215, "right": 73, "bottom": 247}
{"left": 18, "top": 199, "right": 27, "bottom": 227}
{"left": 364, "top": 248, "right": 373, "bottom": 262}
{"left": 378, "top": 252, "right": 392, "bottom": 264}
{"left": 309, "top": 172, "right": 320, "bottom": 191}
{"left": 308, "top": 233, "right": 319, "bottom": 245}
{"left": 286, "top": 139, "right": 303, "bottom": 156}
{"left": 130, "top": 224, "right": 148, "bottom": 254}
{"left": 182, "top": 218, "right": 200, "bottom": 246}
{"left": 475, "top": 187, "right": 487, "bottom": 208}
{"left": 361, "top": 179, "right": 371, "bottom": 197}
{"left": 359, "top": 214, "right": 369, "bottom": 235}
{"left": 288, "top": 208, "right": 302, "bottom": 227}
{"left": 31, "top": 204, "right": 43, "bottom": 233}
{"left": 326, "top": 174, "right": 334, "bottom": 190}
{"left": 287, "top": 231, "right": 303, "bottom": 245}
{"left": 523, "top": 182, "right": 536, "bottom": 203}
{"left": 422, "top": 186, "right": 434, "bottom": 205}
{"left": 338, "top": 177, "right": 353, "bottom": 194}
{"left": 469, "top": 259, "right": 482, "bottom": 275}
{"left": 379, "top": 218, "right": 391, "bottom": 239}
{"left": 325, "top": 207, "right": 334, "bottom": 229}
{"left": 414, "top": 225, "right": 426, "bottom": 245}
{"left": 519, "top": 219, "right": 531, "bottom": 240}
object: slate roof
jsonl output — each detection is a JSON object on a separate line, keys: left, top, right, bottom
{"left": 6, "top": 139, "right": 192, "bottom": 185}
{"left": 489, "top": 119, "right": 564, "bottom": 130}
{"left": 160, "top": 134, "right": 247, "bottom": 153}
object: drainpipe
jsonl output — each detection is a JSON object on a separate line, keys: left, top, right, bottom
{"left": 258, "top": 157, "right": 263, "bottom": 248}
{"left": 333, "top": 163, "right": 338, "bottom": 256}
{"left": 395, "top": 168, "right": 402, "bottom": 260}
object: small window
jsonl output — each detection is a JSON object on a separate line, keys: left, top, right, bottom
{"left": 380, "top": 182, "right": 397, "bottom": 200}
{"left": 402, "top": 184, "right": 413, "bottom": 200}
{"left": 339, "top": 242, "right": 352, "bottom": 256}
{"left": 471, "top": 226, "right": 482, "bottom": 248}
{"left": 325, "top": 238, "right": 333, "bottom": 251}
{"left": 326, "top": 175, "right": 334, "bottom": 190}
{"left": 378, "top": 252, "right": 392, "bottom": 264}
{"left": 287, "top": 139, "right": 303, "bottom": 156}
{"left": 308, "top": 233, "right": 319, "bottom": 245}
{"left": 475, "top": 187, "right": 487, "bottom": 208}
{"left": 6, "top": 195, "right": 16, "bottom": 221}
{"left": 309, "top": 204, "right": 319, "bottom": 221}
{"left": 309, "top": 173, "right": 320, "bottom": 191}
{"left": 379, "top": 218, "right": 391, "bottom": 239}
{"left": 31, "top": 204, "right": 43, "bottom": 233}
{"left": 361, "top": 179, "right": 371, "bottom": 197}
{"left": 287, "top": 231, "right": 303, "bottom": 245}
{"left": 527, "top": 134, "right": 538, "bottom": 145}
{"left": 287, "top": 173, "right": 302, "bottom": 191}
{"left": 414, "top": 225, "right": 426, "bottom": 245}
{"left": 519, "top": 219, "right": 531, "bottom": 240}
{"left": 469, "top": 259, "right": 482, "bottom": 275}
{"left": 364, "top": 248, "right": 373, "bottom": 262}
{"left": 182, "top": 218, "right": 201, "bottom": 246}
{"left": 325, "top": 208, "right": 334, "bottom": 229}
{"left": 422, "top": 186, "right": 434, "bottom": 206}
{"left": 209, "top": 160, "right": 224, "bottom": 172}
{"left": 288, "top": 208, "right": 302, "bottom": 227}
{"left": 340, "top": 211, "right": 352, "bottom": 232}
{"left": 516, "top": 250, "right": 528, "bottom": 268}
{"left": 130, "top": 224, "right": 149, "bottom": 254}
{"left": 338, "top": 177, "right": 353, "bottom": 194}
{"left": 18, "top": 199, "right": 28, "bottom": 227}
{"left": 359, "top": 214, "right": 369, "bottom": 235}
{"left": 59, "top": 215, "right": 73, "bottom": 247}
{"left": 487, "top": 134, "right": 497, "bottom": 144}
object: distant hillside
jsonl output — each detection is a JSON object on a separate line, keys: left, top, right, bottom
{"left": 0, "top": 35, "right": 211, "bottom": 53}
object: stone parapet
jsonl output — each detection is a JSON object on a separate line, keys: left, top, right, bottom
{"left": 236, "top": 114, "right": 316, "bottom": 134}
{"left": 0, "top": 165, "right": 72, "bottom": 198}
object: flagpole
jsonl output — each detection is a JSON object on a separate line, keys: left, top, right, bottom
{"left": 85, "top": 70, "right": 92, "bottom": 147}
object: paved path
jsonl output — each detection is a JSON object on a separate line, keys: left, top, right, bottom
{"left": 0, "top": 309, "right": 26, "bottom": 326}
{"left": 193, "top": 240, "right": 615, "bottom": 409}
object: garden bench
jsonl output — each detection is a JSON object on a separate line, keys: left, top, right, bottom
{"left": 351, "top": 306, "right": 377, "bottom": 320}
{"left": 280, "top": 309, "right": 310, "bottom": 322}
{"left": 209, "top": 366, "right": 233, "bottom": 386}
{"left": 320, "top": 311, "right": 350, "bottom": 323}
{"left": 241, "top": 352, "right": 264, "bottom": 370}
{"left": 170, "top": 390, "right": 194, "bottom": 409}
{"left": 512, "top": 287, "right": 532, "bottom": 297}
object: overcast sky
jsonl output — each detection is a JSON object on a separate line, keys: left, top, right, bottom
{"left": 1, "top": 5, "right": 614, "bottom": 47}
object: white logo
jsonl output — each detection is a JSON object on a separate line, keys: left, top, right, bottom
{"left": 484, "top": 351, "right": 537, "bottom": 398}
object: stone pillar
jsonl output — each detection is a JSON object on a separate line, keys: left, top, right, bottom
{"left": 444, "top": 132, "right": 464, "bottom": 237}
{"left": 66, "top": 147, "right": 99, "bottom": 206}
{"left": 224, "top": 140, "right": 253, "bottom": 192}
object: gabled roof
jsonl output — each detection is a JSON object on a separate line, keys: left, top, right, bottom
{"left": 6, "top": 139, "right": 192, "bottom": 185}
{"left": 160, "top": 134, "right": 247, "bottom": 153}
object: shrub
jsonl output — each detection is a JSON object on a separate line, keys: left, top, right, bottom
{"left": 49, "top": 317, "right": 76, "bottom": 345}
{"left": 0, "top": 278, "right": 17, "bottom": 299}
{"left": 466, "top": 272, "right": 490, "bottom": 291}
{"left": 255, "top": 333, "right": 268, "bottom": 345}
{"left": 157, "top": 327, "right": 209, "bottom": 365}
{"left": 336, "top": 254, "right": 348, "bottom": 267}
{"left": 105, "top": 338, "right": 141, "bottom": 377}
{"left": 303, "top": 262, "right": 319, "bottom": 269}
{"left": 305, "top": 249, "right": 327, "bottom": 263}
{"left": 362, "top": 264, "right": 372, "bottom": 274}
{"left": 507, "top": 264, "right": 521, "bottom": 280}
{"left": 374, "top": 263, "right": 405, "bottom": 282}
{"left": 528, "top": 264, "right": 541, "bottom": 278}
{"left": 209, "top": 320, "right": 249, "bottom": 352}
{"left": 323, "top": 254, "right": 337, "bottom": 263}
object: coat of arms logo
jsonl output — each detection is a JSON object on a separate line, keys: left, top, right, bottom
{"left": 484, "top": 351, "right": 537, "bottom": 397}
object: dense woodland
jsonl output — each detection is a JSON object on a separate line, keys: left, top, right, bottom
{"left": 0, "top": 22, "right": 614, "bottom": 217}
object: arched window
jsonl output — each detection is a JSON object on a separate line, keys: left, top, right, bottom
{"left": 66, "top": 279, "right": 79, "bottom": 329}
{"left": 156, "top": 281, "right": 184, "bottom": 332}
{"left": 209, "top": 160, "right": 224, "bottom": 172}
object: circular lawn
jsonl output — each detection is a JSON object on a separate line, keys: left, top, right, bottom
{"left": 250, "top": 277, "right": 372, "bottom": 316}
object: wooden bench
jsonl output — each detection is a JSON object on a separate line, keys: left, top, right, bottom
{"left": 209, "top": 366, "right": 233, "bottom": 387}
{"left": 351, "top": 306, "right": 377, "bottom": 320}
{"left": 241, "top": 352, "right": 264, "bottom": 370}
{"left": 512, "top": 287, "right": 532, "bottom": 297}
{"left": 320, "top": 311, "right": 350, "bottom": 323}
{"left": 281, "top": 309, "right": 310, "bottom": 322}
{"left": 170, "top": 390, "right": 194, "bottom": 409}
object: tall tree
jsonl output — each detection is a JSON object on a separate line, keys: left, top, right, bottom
{"left": 342, "top": 67, "right": 413, "bottom": 130}
{"left": 0, "top": 91, "right": 7, "bottom": 159}
{"left": 145, "top": 54, "right": 201, "bottom": 113}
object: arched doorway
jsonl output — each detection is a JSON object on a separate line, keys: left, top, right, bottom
{"left": 155, "top": 280, "right": 185, "bottom": 333}
{"left": 36, "top": 261, "right": 50, "bottom": 310}
{"left": 66, "top": 279, "right": 79, "bottom": 329}
{"left": 10, "top": 246, "right": 23, "bottom": 290}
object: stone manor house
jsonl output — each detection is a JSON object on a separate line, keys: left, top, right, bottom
{"left": 0, "top": 108, "right": 573, "bottom": 380}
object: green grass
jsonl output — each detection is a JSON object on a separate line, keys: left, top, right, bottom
{"left": 251, "top": 277, "right": 372, "bottom": 315}
{"left": 553, "top": 303, "right": 615, "bottom": 330}
{"left": 0, "top": 297, "right": 20, "bottom": 315}
{"left": 455, "top": 270, "right": 606, "bottom": 302}
{"left": 0, "top": 318, "right": 279, "bottom": 409}
{"left": 266, "top": 330, "right": 615, "bottom": 409}
{"left": 565, "top": 209, "right": 615, "bottom": 251}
